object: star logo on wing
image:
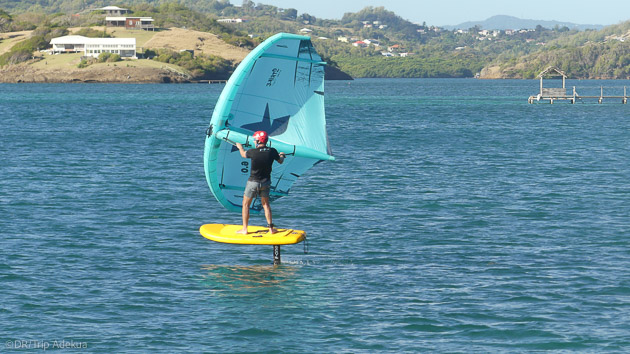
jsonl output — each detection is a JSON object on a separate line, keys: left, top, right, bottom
{"left": 231, "top": 103, "right": 290, "bottom": 151}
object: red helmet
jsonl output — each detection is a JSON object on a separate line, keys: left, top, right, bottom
{"left": 253, "top": 131, "right": 268, "bottom": 144}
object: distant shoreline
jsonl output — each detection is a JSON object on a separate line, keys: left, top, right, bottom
{"left": 0, "top": 59, "right": 354, "bottom": 83}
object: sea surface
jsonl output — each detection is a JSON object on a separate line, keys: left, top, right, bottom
{"left": 1, "top": 79, "right": 630, "bottom": 352}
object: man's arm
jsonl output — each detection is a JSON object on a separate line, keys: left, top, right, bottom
{"left": 277, "top": 152, "right": 286, "bottom": 164}
{"left": 236, "top": 143, "right": 248, "bottom": 159}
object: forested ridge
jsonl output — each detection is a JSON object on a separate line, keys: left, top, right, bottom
{"left": 2, "top": 0, "right": 630, "bottom": 79}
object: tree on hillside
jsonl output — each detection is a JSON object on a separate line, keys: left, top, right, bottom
{"left": 282, "top": 8, "right": 297, "bottom": 21}
{"left": 299, "top": 13, "right": 316, "bottom": 24}
{"left": 166, "top": 0, "right": 233, "bottom": 14}
{"left": 0, "top": 25, "right": 63, "bottom": 66}
{"left": 74, "top": 27, "right": 111, "bottom": 38}
{"left": 241, "top": 0, "right": 255, "bottom": 14}
{"left": 0, "top": 9, "right": 11, "bottom": 32}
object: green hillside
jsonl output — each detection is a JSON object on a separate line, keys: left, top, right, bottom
{"left": 491, "top": 21, "right": 630, "bottom": 78}
{"left": 2, "top": 1, "right": 630, "bottom": 79}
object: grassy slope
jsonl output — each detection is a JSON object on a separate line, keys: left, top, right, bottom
{"left": 0, "top": 31, "right": 31, "bottom": 55}
{"left": 21, "top": 27, "right": 196, "bottom": 75}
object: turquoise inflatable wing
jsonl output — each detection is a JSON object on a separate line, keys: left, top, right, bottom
{"left": 204, "top": 33, "right": 334, "bottom": 213}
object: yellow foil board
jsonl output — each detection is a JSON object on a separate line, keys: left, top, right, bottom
{"left": 199, "top": 224, "right": 306, "bottom": 245}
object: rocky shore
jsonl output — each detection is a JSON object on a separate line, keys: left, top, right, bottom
{"left": 0, "top": 63, "right": 193, "bottom": 83}
{"left": 0, "top": 62, "right": 353, "bottom": 83}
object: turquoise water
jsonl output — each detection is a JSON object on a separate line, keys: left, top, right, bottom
{"left": 1, "top": 79, "right": 630, "bottom": 352}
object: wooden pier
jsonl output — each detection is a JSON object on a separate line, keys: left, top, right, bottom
{"left": 198, "top": 80, "right": 227, "bottom": 84}
{"left": 528, "top": 66, "right": 629, "bottom": 104}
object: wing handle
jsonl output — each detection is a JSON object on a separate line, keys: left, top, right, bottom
{"left": 214, "top": 129, "right": 334, "bottom": 161}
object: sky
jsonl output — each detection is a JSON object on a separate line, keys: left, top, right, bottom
{"left": 241, "top": 0, "right": 630, "bottom": 27}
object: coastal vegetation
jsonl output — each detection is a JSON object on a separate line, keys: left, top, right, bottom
{"left": 490, "top": 21, "right": 630, "bottom": 78}
{"left": 147, "top": 48, "right": 233, "bottom": 79}
{"left": 1, "top": 1, "right": 630, "bottom": 79}
{"left": 0, "top": 26, "right": 66, "bottom": 66}
{"left": 78, "top": 51, "right": 121, "bottom": 68}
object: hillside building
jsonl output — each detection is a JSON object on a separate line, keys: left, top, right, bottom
{"left": 363, "top": 39, "right": 380, "bottom": 47}
{"left": 388, "top": 44, "right": 403, "bottom": 52}
{"left": 217, "top": 18, "right": 248, "bottom": 23}
{"left": 50, "top": 35, "right": 137, "bottom": 58}
{"left": 101, "top": 6, "right": 130, "bottom": 16}
{"left": 106, "top": 16, "right": 155, "bottom": 31}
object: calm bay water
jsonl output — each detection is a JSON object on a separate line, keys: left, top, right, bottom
{"left": 1, "top": 79, "right": 630, "bottom": 352}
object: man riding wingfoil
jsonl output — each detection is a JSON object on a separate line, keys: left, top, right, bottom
{"left": 235, "top": 131, "right": 286, "bottom": 234}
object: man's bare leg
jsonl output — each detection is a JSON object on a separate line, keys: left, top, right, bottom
{"left": 237, "top": 196, "right": 253, "bottom": 234}
{"left": 261, "top": 197, "right": 277, "bottom": 233}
